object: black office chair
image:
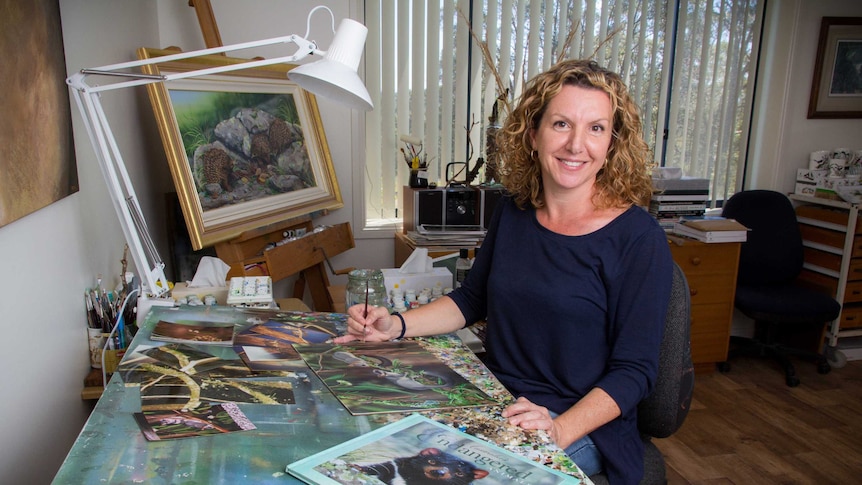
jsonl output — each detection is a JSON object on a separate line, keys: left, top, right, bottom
{"left": 720, "top": 190, "right": 840, "bottom": 387}
{"left": 590, "top": 262, "right": 694, "bottom": 485}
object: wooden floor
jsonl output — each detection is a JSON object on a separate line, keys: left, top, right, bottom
{"left": 655, "top": 355, "right": 862, "bottom": 484}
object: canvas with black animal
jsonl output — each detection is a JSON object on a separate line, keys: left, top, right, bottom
{"left": 292, "top": 341, "right": 497, "bottom": 415}
{"left": 286, "top": 414, "right": 581, "bottom": 484}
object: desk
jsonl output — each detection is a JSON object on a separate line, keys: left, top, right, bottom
{"left": 54, "top": 305, "right": 589, "bottom": 484}
{"left": 667, "top": 237, "right": 741, "bottom": 373}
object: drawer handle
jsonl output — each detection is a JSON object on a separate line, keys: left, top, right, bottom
{"left": 689, "top": 257, "right": 702, "bottom": 266}
{"left": 847, "top": 316, "right": 856, "bottom": 322}
{"left": 689, "top": 288, "right": 698, "bottom": 297}
{"left": 853, "top": 290, "right": 862, "bottom": 296}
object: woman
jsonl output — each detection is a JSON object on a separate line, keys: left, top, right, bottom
{"left": 336, "top": 59, "right": 672, "bottom": 484}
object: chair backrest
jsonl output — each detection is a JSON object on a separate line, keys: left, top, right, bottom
{"left": 637, "top": 261, "right": 694, "bottom": 438}
{"left": 721, "top": 190, "right": 804, "bottom": 285}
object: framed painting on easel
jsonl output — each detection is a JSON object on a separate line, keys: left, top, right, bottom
{"left": 137, "top": 47, "right": 343, "bottom": 250}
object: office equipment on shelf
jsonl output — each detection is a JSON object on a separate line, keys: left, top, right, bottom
{"left": 402, "top": 185, "right": 505, "bottom": 232}
{"left": 650, "top": 176, "right": 710, "bottom": 230}
{"left": 66, "top": 5, "right": 372, "bottom": 299}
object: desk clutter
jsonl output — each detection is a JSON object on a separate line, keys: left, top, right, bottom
{"left": 671, "top": 216, "right": 749, "bottom": 243}
{"left": 796, "top": 148, "right": 862, "bottom": 202}
{"left": 71, "top": 304, "right": 589, "bottom": 484}
{"left": 650, "top": 170, "right": 710, "bottom": 232}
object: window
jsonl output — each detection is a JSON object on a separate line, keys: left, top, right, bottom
{"left": 360, "top": 0, "right": 763, "bottom": 230}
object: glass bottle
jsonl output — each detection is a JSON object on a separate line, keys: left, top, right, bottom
{"left": 345, "top": 269, "right": 390, "bottom": 312}
{"left": 455, "top": 248, "right": 472, "bottom": 288}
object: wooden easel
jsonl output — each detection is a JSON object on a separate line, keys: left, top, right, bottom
{"left": 188, "top": 0, "right": 224, "bottom": 49}
{"left": 214, "top": 216, "right": 354, "bottom": 312}
{"left": 190, "top": 1, "right": 355, "bottom": 311}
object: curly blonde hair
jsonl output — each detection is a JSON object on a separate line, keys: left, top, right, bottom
{"left": 496, "top": 59, "right": 653, "bottom": 210}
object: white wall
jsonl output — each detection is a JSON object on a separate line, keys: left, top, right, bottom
{"left": 2, "top": 0, "right": 859, "bottom": 483}
{"left": 748, "top": 0, "right": 862, "bottom": 191}
{"left": 0, "top": 2, "right": 163, "bottom": 483}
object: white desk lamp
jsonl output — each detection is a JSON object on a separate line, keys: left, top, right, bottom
{"left": 67, "top": 6, "right": 372, "bottom": 299}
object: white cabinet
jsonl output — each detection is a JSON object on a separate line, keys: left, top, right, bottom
{"left": 790, "top": 194, "right": 862, "bottom": 364}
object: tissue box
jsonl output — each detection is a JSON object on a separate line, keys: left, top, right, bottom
{"left": 171, "top": 281, "right": 229, "bottom": 305}
{"left": 382, "top": 267, "right": 453, "bottom": 295}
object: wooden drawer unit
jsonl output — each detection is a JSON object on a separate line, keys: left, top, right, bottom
{"left": 844, "top": 281, "right": 862, "bottom": 304}
{"left": 792, "top": 194, "right": 862, "bottom": 359}
{"left": 839, "top": 304, "right": 862, "bottom": 330}
{"left": 690, "top": 301, "right": 735, "bottom": 363}
{"left": 669, "top": 239, "right": 741, "bottom": 373}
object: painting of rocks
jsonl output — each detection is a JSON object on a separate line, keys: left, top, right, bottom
{"left": 138, "top": 47, "right": 343, "bottom": 249}
{"left": 169, "top": 90, "right": 313, "bottom": 211}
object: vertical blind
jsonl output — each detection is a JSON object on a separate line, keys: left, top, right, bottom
{"left": 362, "top": 0, "right": 762, "bottom": 225}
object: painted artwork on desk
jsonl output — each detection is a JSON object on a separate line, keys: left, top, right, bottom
{"left": 232, "top": 311, "right": 342, "bottom": 371}
{"left": 234, "top": 319, "right": 336, "bottom": 371}
{"left": 134, "top": 402, "right": 256, "bottom": 441}
{"left": 117, "top": 344, "right": 296, "bottom": 410}
{"left": 150, "top": 320, "right": 236, "bottom": 346}
{"left": 287, "top": 413, "right": 581, "bottom": 484}
{"left": 293, "top": 341, "right": 496, "bottom": 415}
{"left": 138, "top": 375, "right": 296, "bottom": 410}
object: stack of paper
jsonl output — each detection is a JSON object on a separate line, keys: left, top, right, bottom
{"left": 673, "top": 217, "right": 749, "bottom": 243}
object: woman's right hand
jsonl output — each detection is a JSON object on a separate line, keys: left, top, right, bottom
{"left": 333, "top": 304, "right": 395, "bottom": 343}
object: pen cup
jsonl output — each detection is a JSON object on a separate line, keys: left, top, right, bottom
{"left": 409, "top": 169, "right": 429, "bottom": 188}
{"left": 87, "top": 327, "right": 104, "bottom": 369}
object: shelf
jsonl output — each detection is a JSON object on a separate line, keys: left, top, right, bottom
{"left": 790, "top": 193, "right": 856, "bottom": 210}
{"left": 802, "top": 262, "right": 841, "bottom": 279}
{"left": 793, "top": 195, "right": 862, "bottom": 359}
{"left": 797, "top": 216, "right": 849, "bottom": 233}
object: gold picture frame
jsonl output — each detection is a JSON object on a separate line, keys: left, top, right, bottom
{"left": 137, "top": 47, "right": 342, "bottom": 250}
{"left": 808, "top": 17, "right": 862, "bottom": 119}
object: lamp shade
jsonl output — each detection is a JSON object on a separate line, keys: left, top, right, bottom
{"left": 289, "top": 18, "right": 373, "bottom": 111}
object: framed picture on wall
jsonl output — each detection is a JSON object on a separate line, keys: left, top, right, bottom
{"left": 808, "top": 17, "right": 862, "bottom": 119}
{"left": 137, "top": 47, "right": 343, "bottom": 250}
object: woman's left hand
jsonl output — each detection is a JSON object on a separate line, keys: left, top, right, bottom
{"left": 501, "top": 396, "right": 562, "bottom": 445}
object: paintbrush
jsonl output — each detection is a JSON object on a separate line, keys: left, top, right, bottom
{"left": 363, "top": 280, "right": 369, "bottom": 337}
{"left": 363, "top": 280, "right": 370, "bottom": 317}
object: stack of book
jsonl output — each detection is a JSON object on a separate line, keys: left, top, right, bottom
{"left": 672, "top": 216, "right": 749, "bottom": 243}
{"left": 650, "top": 177, "right": 710, "bottom": 231}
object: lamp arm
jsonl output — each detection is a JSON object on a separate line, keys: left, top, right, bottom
{"left": 70, "top": 86, "right": 170, "bottom": 298}
{"left": 64, "top": 34, "right": 323, "bottom": 300}
{"left": 65, "top": 6, "right": 371, "bottom": 301}
{"left": 67, "top": 35, "right": 320, "bottom": 95}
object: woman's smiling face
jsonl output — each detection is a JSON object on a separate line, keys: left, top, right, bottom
{"left": 530, "top": 84, "right": 614, "bottom": 198}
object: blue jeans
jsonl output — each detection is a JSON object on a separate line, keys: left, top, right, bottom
{"left": 549, "top": 411, "right": 603, "bottom": 476}
{"left": 564, "top": 434, "right": 603, "bottom": 477}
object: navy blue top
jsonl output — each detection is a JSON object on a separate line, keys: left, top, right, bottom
{"left": 449, "top": 196, "right": 672, "bottom": 485}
